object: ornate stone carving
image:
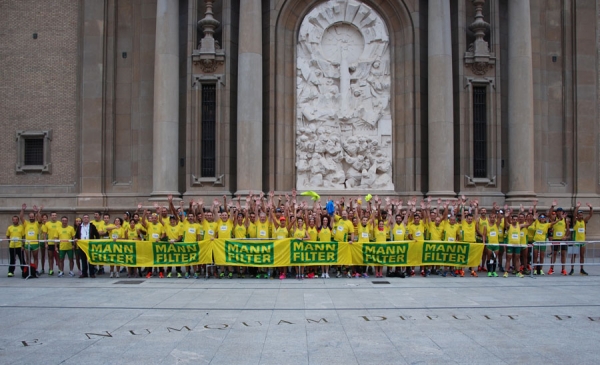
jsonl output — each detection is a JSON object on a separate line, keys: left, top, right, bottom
{"left": 296, "top": 0, "right": 393, "bottom": 190}
{"left": 192, "top": 0, "right": 225, "bottom": 73}
{"left": 195, "top": 58, "right": 224, "bottom": 73}
{"left": 464, "top": 0, "right": 495, "bottom": 75}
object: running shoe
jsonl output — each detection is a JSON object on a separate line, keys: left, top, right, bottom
{"left": 425, "top": 269, "right": 431, "bottom": 277}
{"left": 49, "top": 270, "right": 54, "bottom": 276}
{"left": 69, "top": 271, "right": 75, "bottom": 277}
{"left": 354, "top": 272, "right": 361, "bottom": 278}
{"left": 177, "top": 273, "right": 182, "bottom": 278}
{"left": 346, "top": 272, "right": 352, "bottom": 278}
{"left": 325, "top": 273, "right": 330, "bottom": 278}
{"left": 194, "top": 272, "right": 199, "bottom": 279}
{"left": 58, "top": 271, "right": 64, "bottom": 277}
{"left": 548, "top": 268, "right": 554, "bottom": 275}
{"left": 109, "top": 272, "right": 113, "bottom": 278}
{"left": 561, "top": 269, "right": 567, "bottom": 276}
{"left": 539, "top": 270, "right": 545, "bottom": 275}
{"left": 441, "top": 271, "right": 447, "bottom": 277}
{"left": 568, "top": 268, "right": 574, "bottom": 276}
{"left": 503, "top": 272, "right": 508, "bottom": 278}
{"left": 146, "top": 271, "right": 152, "bottom": 279}
{"left": 581, "top": 269, "right": 589, "bottom": 276}
{"left": 115, "top": 272, "right": 120, "bottom": 278}
{"left": 362, "top": 273, "right": 369, "bottom": 278}
{"left": 228, "top": 272, "right": 233, "bottom": 279}
{"left": 279, "top": 273, "right": 285, "bottom": 280}
{"left": 167, "top": 272, "right": 172, "bottom": 278}
{"left": 159, "top": 272, "right": 164, "bottom": 278}
{"left": 516, "top": 272, "right": 524, "bottom": 278}
{"left": 459, "top": 270, "right": 465, "bottom": 277}
{"left": 487, "top": 272, "right": 492, "bottom": 277}
{"left": 7, "top": 272, "right": 13, "bottom": 277}
{"left": 336, "top": 272, "right": 342, "bottom": 278}
{"left": 219, "top": 272, "right": 224, "bottom": 279}
{"left": 492, "top": 272, "right": 498, "bottom": 277}
{"left": 471, "top": 270, "right": 478, "bottom": 277}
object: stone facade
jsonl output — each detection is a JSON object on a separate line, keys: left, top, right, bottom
{"left": 0, "top": 0, "right": 599, "bottom": 235}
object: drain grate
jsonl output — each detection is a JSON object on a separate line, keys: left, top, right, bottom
{"left": 113, "top": 280, "right": 145, "bottom": 285}
{"left": 371, "top": 280, "right": 390, "bottom": 284}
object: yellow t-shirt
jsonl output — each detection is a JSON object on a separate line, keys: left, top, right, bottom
{"left": 202, "top": 220, "right": 218, "bottom": 239}
{"left": 23, "top": 221, "right": 41, "bottom": 242}
{"left": 507, "top": 224, "right": 521, "bottom": 245}
{"left": 233, "top": 224, "right": 247, "bottom": 239}
{"left": 573, "top": 219, "right": 586, "bottom": 242}
{"left": 165, "top": 224, "right": 183, "bottom": 241}
{"left": 247, "top": 221, "right": 257, "bottom": 238}
{"left": 6, "top": 224, "right": 24, "bottom": 248}
{"left": 533, "top": 221, "right": 550, "bottom": 242}
{"left": 318, "top": 227, "right": 332, "bottom": 242}
{"left": 183, "top": 222, "right": 202, "bottom": 241}
{"left": 57, "top": 225, "right": 76, "bottom": 250}
{"left": 274, "top": 226, "right": 289, "bottom": 239}
{"left": 109, "top": 226, "right": 125, "bottom": 240}
{"left": 444, "top": 222, "right": 459, "bottom": 242}
{"left": 217, "top": 219, "right": 234, "bottom": 239}
{"left": 552, "top": 218, "right": 566, "bottom": 240}
{"left": 293, "top": 228, "right": 307, "bottom": 239}
{"left": 307, "top": 226, "right": 318, "bottom": 241}
{"left": 146, "top": 222, "right": 164, "bottom": 241}
{"left": 43, "top": 220, "right": 61, "bottom": 243}
{"left": 126, "top": 225, "right": 139, "bottom": 240}
{"left": 391, "top": 223, "right": 406, "bottom": 241}
{"left": 408, "top": 221, "right": 425, "bottom": 241}
{"left": 461, "top": 221, "right": 477, "bottom": 243}
{"left": 255, "top": 220, "right": 270, "bottom": 239}
{"left": 428, "top": 222, "right": 445, "bottom": 241}
{"left": 486, "top": 224, "right": 499, "bottom": 244}
{"left": 357, "top": 224, "right": 372, "bottom": 243}
{"left": 333, "top": 219, "right": 353, "bottom": 242}
{"left": 373, "top": 227, "right": 388, "bottom": 242}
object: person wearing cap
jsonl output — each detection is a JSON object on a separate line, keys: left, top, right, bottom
{"left": 548, "top": 201, "right": 570, "bottom": 275}
{"left": 503, "top": 210, "right": 528, "bottom": 278}
{"left": 141, "top": 209, "right": 165, "bottom": 278}
{"left": 270, "top": 201, "right": 290, "bottom": 279}
{"left": 571, "top": 202, "right": 593, "bottom": 275}
{"left": 460, "top": 199, "right": 478, "bottom": 277}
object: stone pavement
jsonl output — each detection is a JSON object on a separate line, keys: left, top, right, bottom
{"left": 1, "top": 267, "right": 600, "bottom": 364}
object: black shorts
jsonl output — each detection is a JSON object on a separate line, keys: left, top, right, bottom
{"left": 47, "top": 245, "right": 56, "bottom": 251}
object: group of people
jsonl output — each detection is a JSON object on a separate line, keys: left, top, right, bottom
{"left": 4, "top": 191, "right": 595, "bottom": 280}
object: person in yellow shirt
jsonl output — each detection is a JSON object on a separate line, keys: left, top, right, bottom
{"left": 317, "top": 213, "right": 333, "bottom": 278}
{"left": 20, "top": 204, "right": 42, "bottom": 273}
{"left": 503, "top": 211, "right": 529, "bottom": 278}
{"left": 571, "top": 202, "right": 593, "bottom": 275}
{"left": 372, "top": 217, "right": 389, "bottom": 278}
{"left": 270, "top": 206, "right": 290, "bottom": 279}
{"left": 6, "top": 215, "right": 25, "bottom": 277}
{"left": 479, "top": 214, "right": 500, "bottom": 277}
{"left": 141, "top": 210, "right": 165, "bottom": 278}
{"left": 42, "top": 211, "right": 61, "bottom": 275}
{"left": 216, "top": 205, "right": 235, "bottom": 279}
{"left": 548, "top": 201, "right": 569, "bottom": 275}
{"left": 163, "top": 215, "right": 184, "bottom": 278}
{"left": 57, "top": 216, "right": 76, "bottom": 277}
{"left": 461, "top": 207, "right": 478, "bottom": 277}
{"left": 106, "top": 217, "right": 126, "bottom": 278}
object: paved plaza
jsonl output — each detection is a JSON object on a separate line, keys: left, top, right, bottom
{"left": 1, "top": 267, "right": 600, "bottom": 365}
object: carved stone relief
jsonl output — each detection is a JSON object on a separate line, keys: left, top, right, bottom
{"left": 296, "top": 0, "right": 393, "bottom": 190}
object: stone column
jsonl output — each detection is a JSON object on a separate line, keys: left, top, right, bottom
{"left": 236, "top": 0, "right": 262, "bottom": 193}
{"left": 427, "top": 0, "right": 455, "bottom": 197}
{"left": 507, "top": 0, "right": 535, "bottom": 200}
{"left": 151, "top": 0, "right": 179, "bottom": 198}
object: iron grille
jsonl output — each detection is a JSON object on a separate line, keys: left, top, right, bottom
{"left": 473, "top": 86, "right": 487, "bottom": 178}
{"left": 24, "top": 138, "right": 44, "bottom": 166}
{"left": 201, "top": 84, "right": 216, "bottom": 177}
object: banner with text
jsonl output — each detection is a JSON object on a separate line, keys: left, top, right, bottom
{"left": 350, "top": 240, "right": 485, "bottom": 267}
{"left": 211, "top": 238, "right": 352, "bottom": 267}
{"left": 77, "top": 239, "right": 484, "bottom": 267}
{"left": 77, "top": 240, "right": 213, "bottom": 267}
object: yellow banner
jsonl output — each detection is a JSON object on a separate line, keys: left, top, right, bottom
{"left": 212, "top": 238, "right": 352, "bottom": 267}
{"left": 350, "top": 240, "right": 485, "bottom": 267}
{"left": 77, "top": 239, "right": 484, "bottom": 267}
{"left": 77, "top": 240, "right": 214, "bottom": 267}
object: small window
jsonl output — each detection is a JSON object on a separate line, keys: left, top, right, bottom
{"left": 201, "top": 84, "right": 216, "bottom": 177}
{"left": 16, "top": 130, "right": 52, "bottom": 173}
{"left": 472, "top": 86, "right": 487, "bottom": 178}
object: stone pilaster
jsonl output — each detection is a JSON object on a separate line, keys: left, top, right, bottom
{"left": 236, "top": 0, "right": 262, "bottom": 193}
{"left": 507, "top": 0, "right": 536, "bottom": 201}
{"left": 427, "top": 0, "right": 455, "bottom": 197}
{"left": 151, "top": 0, "right": 180, "bottom": 199}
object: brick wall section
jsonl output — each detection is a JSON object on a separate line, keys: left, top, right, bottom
{"left": 0, "top": 0, "right": 80, "bottom": 186}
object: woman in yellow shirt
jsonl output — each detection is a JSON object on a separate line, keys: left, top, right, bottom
{"left": 371, "top": 218, "right": 389, "bottom": 278}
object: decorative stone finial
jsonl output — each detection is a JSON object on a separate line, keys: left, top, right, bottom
{"left": 193, "top": 0, "right": 225, "bottom": 73}
{"left": 464, "top": 0, "right": 495, "bottom": 75}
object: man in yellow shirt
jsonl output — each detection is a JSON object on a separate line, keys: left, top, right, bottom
{"left": 57, "top": 216, "right": 76, "bottom": 277}
{"left": 571, "top": 202, "right": 593, "bottom": 275}
{"left": 6, "top": 215, "right": 25, "bottom": 277}
{"left": 42, "top": 211, "right": 61, "bottom": 275}
{"left": 20, "top": 204, "right": 42, "bottom": 273}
